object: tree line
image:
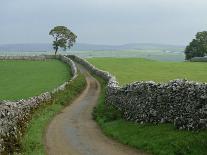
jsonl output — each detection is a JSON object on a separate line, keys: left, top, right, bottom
{"left": 185, "top": 31, "right": 207, "bottom": 60}
{"left": 49, "top": 25, "right": 207, "bottom": 60}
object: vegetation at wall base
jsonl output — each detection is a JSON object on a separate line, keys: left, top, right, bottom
{"left": 92, "top": 77, "right": 122, "bottom": 123}
{"left": 93, "top": 78, "right": 207, "bottom": 155}
{"left": 18, "top": 74, "right": 86, "bottom": 155}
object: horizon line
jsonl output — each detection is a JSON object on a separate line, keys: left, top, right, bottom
{"left": 0, "top": 42, "right": 186, "bottom": 47}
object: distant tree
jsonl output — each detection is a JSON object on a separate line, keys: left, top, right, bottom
{"left": 185, "top": 31, "right": 207, "bottom": 60}
{"left": 49, "top": 26, "right": 77, "bottom": 55}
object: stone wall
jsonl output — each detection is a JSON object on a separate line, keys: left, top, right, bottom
{"left": 107, "top": 80, "right": 207, "bottom": 130}
{"left": 0, "top": 55, "right": 77, "bottom": 153}
{"left": 68, "top": 55, "right": 207, "bottom": 131}
{"left": 67, "top": 55, "right": 119, "bottom": 88}
{"left": 52, "top": 55, "right": 78, "bottom": 93}
{"left": 190, "top": 56, "right": 207, "bottom": 62}
{"left": 0, "top": 93, "right": 51, "bottom": 153}
{"left": 58, "top": 55, "right": 77, "bottom": 80}
{"left": 0, "top": 55, "right": 47, "bottom": 60}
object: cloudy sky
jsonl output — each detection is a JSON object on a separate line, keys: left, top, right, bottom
{"left": 1, "top": 0, "right": 207, "bottom": 45}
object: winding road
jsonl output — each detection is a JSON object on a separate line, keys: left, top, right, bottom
{"left": 45, "top": 64, "right": 146, "bottom": 155}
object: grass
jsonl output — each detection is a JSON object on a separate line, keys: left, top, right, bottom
{"left": 90, "top": 58, "right": 207, "bottom": 155}
{"left": 19, "top": 74, "right": 86, "bottom": 155}
{"left": 102, "top": 121, "right": 207, "bottom": 155}
{"left": 93, "top": 78, "right": 207, "bottom": 155}
{"left": 88, "top": 58, "right": 207, "bottom": 85}
{"left": 0, "top": 59, "right": 70, "bottom": 100}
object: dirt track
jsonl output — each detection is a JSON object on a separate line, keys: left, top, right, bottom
{"left": 45, "top": 65, "right": 146, "bottom": 155}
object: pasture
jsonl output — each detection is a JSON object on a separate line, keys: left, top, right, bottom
{"left": 88, "top": 58, "right": 207, "bottom": 85}
{"left": 0, "top": 60, "right": 70, "bottom": 100}
{"left": 91, "top": 58, "right": 207, "bottom": 155}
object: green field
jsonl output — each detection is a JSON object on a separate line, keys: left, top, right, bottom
{"left": 0, "top": 60, "right": 70, "bottom": 100}
{"left": 88, "top": 58, "right": 207, "bottom": 84}
{"left": 91, "top": 58, "right": 207, "bottom": 155}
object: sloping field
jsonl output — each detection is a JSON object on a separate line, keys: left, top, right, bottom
{"left": 0, "top": 60, "right": 70, "bottom": 100}
{"left": 88, "top": 58, "right": 207, "bottom": 84}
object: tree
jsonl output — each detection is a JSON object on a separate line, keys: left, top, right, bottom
{"left": 49, "top": 26, "right": 77, "bottom": 55}
{"left": 185, "top": 31, "right": 207, "bottom": 60}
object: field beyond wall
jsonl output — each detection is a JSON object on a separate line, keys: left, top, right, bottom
{"left": 0, "top": 59, "right": 70, "bottom": 100}
{"left": 88, "top": 58, "right": 207, "bottom": 84}
{"left": 90, "top": 58, "right": 207, "bottom": 155}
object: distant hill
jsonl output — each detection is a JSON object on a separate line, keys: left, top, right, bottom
{"left": 0, "top": 43, "right": 184, "bottom": 52}
{"left": 0, "top": 43, "right": 52, "bottom": 52}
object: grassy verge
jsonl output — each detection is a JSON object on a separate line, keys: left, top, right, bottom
{"left": 93, "top": 78, "right": 207, "bottom": 155}
{"left": 19, "top": 74, "right": 86, "bottom": 155}
{"left": 0, "top": 59, "right": 70, "bottom": 100}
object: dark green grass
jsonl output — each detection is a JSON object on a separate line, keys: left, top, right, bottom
{"left": 88, "top": 58, "right": 207, "bottom": 84}
{"left": 93, "top": 78, "right": 207, "bottom": 155}
{"left": 19, "top": 74, "right": 86, "bottom": 155}
{"left": 0, "top": 60, "right": 70, "bottom": 100}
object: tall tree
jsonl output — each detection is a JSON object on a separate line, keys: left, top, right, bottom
{"left": 185, "top": 31, "right": 207, "bottom": 60}
{"left": 49, "top": 26, "right": 77, "bottom": 55}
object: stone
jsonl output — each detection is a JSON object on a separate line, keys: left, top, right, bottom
{"left": 69, "top": 55, "right": 207, "bottom": 131}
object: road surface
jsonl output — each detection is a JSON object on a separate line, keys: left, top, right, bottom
{"left": 45, "top": 64, "right": 146, "bottom": 155}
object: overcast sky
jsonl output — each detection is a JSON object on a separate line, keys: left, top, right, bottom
{"left": 1, "top": 0, "right": 207, "bottom": 45}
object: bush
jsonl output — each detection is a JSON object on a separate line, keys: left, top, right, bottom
{"left": 185, "top": 31, "right": 207, "bottom": 60}
{"left": 92, "top": 77, "right": 122, "bottom": 124}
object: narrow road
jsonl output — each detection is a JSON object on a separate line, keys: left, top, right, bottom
{"left": 45, "top": 64, "right": 146, "bottom": 155}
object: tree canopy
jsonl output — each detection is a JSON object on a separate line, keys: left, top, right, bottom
{"left": 49, "top": 26, "right": 77, "bottom": 55}
{"left": 185, "top": 31, "right": 207, "bottom": 60}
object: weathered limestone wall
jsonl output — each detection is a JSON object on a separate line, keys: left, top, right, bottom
{"left": 68, "top": 55, "right": 207, "bottom": 131}
{"left": 52, "top": 55, "right": 78, "bottom": 93}
{"left": 190, "top": 56, "right": 207, "bottom": 62}
{"left": 67, "top": 55, "right": 119, "bottom": 88}
{"left": 0, "top": 55, "right": 47, "bottom": 60}
{"left": 0, "top": 55, "right": 77, "bottom": 153}
{"left": 107, "top": 80, "right": 207, "bottom": 130}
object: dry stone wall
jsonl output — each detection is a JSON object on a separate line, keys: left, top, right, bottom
{"left": 0, "top": 93, "right": 51, "bottom": 153}
{"left": 52, "top": 55, "right": 78, "bottom": 93}
{"left": 190, "top": 56, "right": 207, "bottom": 62}
{"left": 68, "top": 55, "right": 207, "bottom": 131}
{"left": 67, "top": 55, "right": 119, "bottom": 88}
{"left": 107, "top": 80, "right": 207, "bottom": 130}
{"left": 0, "top": 55, "right": 77, "bottom": 153}
{"left": 0, "top": 55, "right": 47, "bottom": 60}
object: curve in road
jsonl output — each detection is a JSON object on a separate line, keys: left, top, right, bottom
{"left": 45, "top": 64, "right": 147, "bottom": 155}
